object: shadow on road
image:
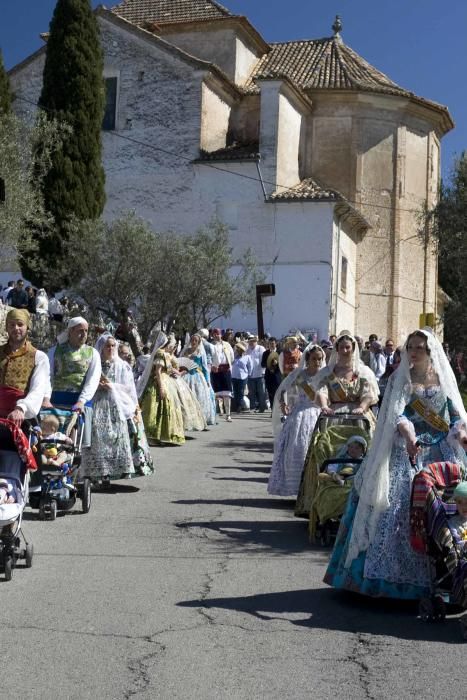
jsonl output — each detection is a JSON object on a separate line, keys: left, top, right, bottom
{"left": 212, "top": 476, "right": 269, "bottom": 484}
{"left": 214, "top": 464, "right": 271, "bottom": 473}
{"left": 175, "top": 517, "right": 320, "bottom": 556}
{"left": 178, "top": 586, "right": 463, "bottom": 643}
{"left": 173, "top": 497, "right": 295, "bottom": 510}
{"left": 208, "top": 440, "right": 273, "bottom": 454}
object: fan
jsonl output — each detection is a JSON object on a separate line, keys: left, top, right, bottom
{"left": 177, "top": 357, "right": 198, "bottom": 372}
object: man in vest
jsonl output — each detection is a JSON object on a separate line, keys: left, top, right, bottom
{"left": 0, "top": 309, "right": 50, "bottom": 426}
{"left": 47, "top": 317, "right": 101, "bottom": 446}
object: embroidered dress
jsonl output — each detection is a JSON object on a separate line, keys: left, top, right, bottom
{"left": 182, "top": 357, "right": 216, "bottom": 425}
{"left": 173, "top": 376, "right": 206, "bottom": 432}
{"left": 84, "top": 361, "right": 135, "bottom": 480}
{"left": 325, "top": 386, "right": 464, "bottom": 599}
{"left": 129, "top": 415, "right": 154, "bottom": 476}
{"left": 268, "top": 370, "right": 320, "bottom": 497}
{"left": 140, "top": 350, "right": 185, "bottom": 445}
{"left": 318, "top": 372, "right": 376, "bottom": 429}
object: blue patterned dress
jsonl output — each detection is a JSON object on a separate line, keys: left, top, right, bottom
{"left": 324, "top": 385, "right": 465, "bottom": 599}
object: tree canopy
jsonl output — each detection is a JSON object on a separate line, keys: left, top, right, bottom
{"left": 426, "top": 153, "right": 467, "bottom": 348}
{"left": 21, "top": 0, "right": 106, "bottom": 281}
{"left": 57, "top": 213, "right": 264, "bottom": 341}
{"left": 0, "top": 50, "right": 12, "bottom": 114}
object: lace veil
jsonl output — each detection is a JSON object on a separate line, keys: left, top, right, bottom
{"left": 346, "top": 327, "right": 467, "bottom": 567}
{"left": 136, "top": 331, "right": 168, "bottom": 400}
{"left": 271, "top": 343, "right": 325, "bottom": 437}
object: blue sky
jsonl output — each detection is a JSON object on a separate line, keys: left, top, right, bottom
{"left": 1, "top": 0, "right": 466, "bottom": 179}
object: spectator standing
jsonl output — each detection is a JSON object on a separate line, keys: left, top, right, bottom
{"left": 8, "top": 280, "right": 29, "bottom": 310}
{"left": 262, "top": 337, "right": 282, "bottom": 409}
{"left": 369, "top": 340, "right": 387, "bottom": 382}
{"left": 246, "top": 335, "right": 267, "bottom": 412}
{"left": 1, "top": 281, "right": 14, "bottom": 304}
{"left": 231, "top": 342, "right": 252, "bottom": 412}
{"left": 384, "top": 338, "right": 395, "bottom": 366}
{"left": 48, "top": 293, "right": 64, "bottom": 322}
{"left": 25, "top": 286, "right": 36, "bottom": 314}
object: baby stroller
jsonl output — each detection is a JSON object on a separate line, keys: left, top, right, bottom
{"left": 295, "top": 412, "right": 371, "bottom": 544}
{"left": 0, "top": 419, "right": 35, "bottom": 581}
{"left": 411, "top": 461, "right": 467, "bottom": 637}
{"left": 29, "top": 408, "right": 91, "bottom": 520}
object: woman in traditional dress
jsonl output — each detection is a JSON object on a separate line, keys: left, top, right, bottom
{"left": 295, "top": 333, "right": 379, "bottom": 517}
{"left": 85, "top": 334, "right": 136, "bottom": 482}
{"left": 325, "top": 328, "right": 467, "bottom": 599}
{"left": 138, "top": 333, "right": 185, "bottom": 446}
{"left": 268, "top": 344, "right": 325, "bottom": 497}
{"left": 180, "top": 333, "right": 216, "bottom": 425}
{"left": 165, "top": 335, "right": 206, "bottom": 433}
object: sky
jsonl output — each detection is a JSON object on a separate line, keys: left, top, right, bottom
{"left": 1, "top": 0, "right": 466, "bottom": 180}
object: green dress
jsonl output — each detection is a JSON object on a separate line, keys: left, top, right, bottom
{"left": 141, "top": 350, "right": 185, "bottom": 446}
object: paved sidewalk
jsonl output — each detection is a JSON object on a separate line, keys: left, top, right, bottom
{"left": 1, "top": 414, "right": 466, "bottom": 699}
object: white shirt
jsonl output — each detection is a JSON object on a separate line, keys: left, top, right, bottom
{"left": 231, "top": 355, "right": 253, "bottom": 380}
{"left": 212, "top": 341, "right": 234, "bottom": 369}
{"left": 246, "top": 344, "right": 266, "bottom": 379}
{"left": 1, "top": 286, "right": 13, "bottom": 303}
{"left": 47, "top": 345, "right": 102, "bottom": 404}
{"left": 370, "top": 352, "right": 387, "bottom": 381}
{"left": 14, "top": 349, "right": 50, "bottom": 419}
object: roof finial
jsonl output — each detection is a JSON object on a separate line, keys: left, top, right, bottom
{"left": 332, "top": 15, "right": 343, "bottom": 40}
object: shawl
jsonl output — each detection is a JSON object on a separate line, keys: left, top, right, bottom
{"left": 0, "top": 418, "right": 37, "bottom": 471}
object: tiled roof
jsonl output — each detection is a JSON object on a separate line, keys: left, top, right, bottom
{"left": 246, "top": 36, "right": 439, "bottom": 105}
{"left": 270, "top": 178, "right": 340, "bottom": 202}
{"left": 111, "top": 0, "right": 232, "bottom": 26}
{"left": 196, "top": 142, "right": 259, "bottom": 161}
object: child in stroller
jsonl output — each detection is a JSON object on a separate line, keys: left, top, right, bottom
{"left": 0, "top": 418, "right": 35, "bottom": 580}
{"left": 324, "top": 435, "right": 367, "bottom": 485}
{"left": 312, "top": 434, "right": 368, "bottom": 546}
{"left": 410, "top": 462, "right": 467, "bottom": 636}
{"left": 29, "top": 408, "right": 91, "bottom": 520}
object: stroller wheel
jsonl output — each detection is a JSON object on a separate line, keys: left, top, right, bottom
{"left": 49, "top": 501, "right": 57, "bottom": 521}
{"left": 321, "top": 523, "right": 333, "bottom": 547}
{"left": 433, "top": 595, "right": 446, "bottom": 622}
{"left": 419, "top": 597, "right": 435, "bottom": 622}
{"left": 25, "top": 543, "right": 34, "bottom": 568}
{"left": 81, "top": 478, "right": 92, "bottom": 514}
{"left": 3, "top": 553, "right": 13, "bottom": 581}
{"left": 459, "top": 615, "right": 467, "bottom": 641}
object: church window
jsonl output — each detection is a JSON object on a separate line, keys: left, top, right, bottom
{"left": 340, "top": 256, "right": 348, "bottom": 294}
{"left": 103, "top": 77, "right": 118, "bottom": 131}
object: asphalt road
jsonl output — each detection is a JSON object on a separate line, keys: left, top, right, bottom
{"left": 1, "top": 413, "right": 466, "bottom": 700}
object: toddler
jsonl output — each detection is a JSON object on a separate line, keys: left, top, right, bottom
{"left": 0, "top": 478, "right": 16, "bottom": 505}
{"left": 40, "top": 414, "right": 73, "bottom": 467}
{"left": 325, "top": 436, "right": 367, "bottom": 485}
{"left": 449, "top": 482, "right": 467, "bottom": 546}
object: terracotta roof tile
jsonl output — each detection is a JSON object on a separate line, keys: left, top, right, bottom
{"left": 195, "top": 142, "right": 259, "bottom": 161}
{"left": 246, "top": 37, "right": 406, "bottom": 95}
{"left": 111, "top": 0, "right": 231, "bottom": 26}
{"left": 270, "top": 178, "right": 340, "bottom": 202}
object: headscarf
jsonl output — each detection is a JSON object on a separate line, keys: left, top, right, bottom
{"left": 346, "top": 327, "right": 467, "bottom": 567}
{"left": 136, "top": 331, "right": 168, "bottom": 399}
{"left": 311, "top": 332, "right": 379, "bottom": 403}
{"left": 94, "top": 332, "right": 138, "bottom": 420}
{"left": 6, "top": 308, "right": 30, "bottom": 328}
{"left": 335, "top": 435, "right": 368, "bottom": 458}
{"left": 57, "top": 316, "right": 88, "bottom": 345}
{"left": 271, "top": 343, "right": 325, "bottom": 437}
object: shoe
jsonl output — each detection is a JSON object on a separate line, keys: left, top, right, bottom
{"left": 225, "top": 415, "right": 232, "bottom": 422}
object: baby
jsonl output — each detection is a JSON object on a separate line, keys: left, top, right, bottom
{"left": 40, "top": 414, "right": 73, "bottom": 467}
{"left": 325, "top": 436, "right": 368, "bottom": 485}
{"left": 0, "top": 478, "right": 16, "bottom": 505}
{"left": 449, "top": 482, "right": 467, "bottom": 546}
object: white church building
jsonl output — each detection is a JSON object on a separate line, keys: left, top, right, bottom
{"left": 9, "top": 0, "right": 453, "bottom": 340}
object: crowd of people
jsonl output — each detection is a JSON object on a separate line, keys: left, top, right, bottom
{"left": 1, "top": 301, "right": 467, "bottom": 608}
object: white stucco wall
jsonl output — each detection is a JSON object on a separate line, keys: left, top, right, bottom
{"left": 276, "top": 92, "right": 301, "bottom": 192}
{"left": 9, "top": 17, "right": 359, "bottom": 338}
{"left": 200, "top": 82, "right": 231, "bottom": 151}
{"left": 332, "top": 218, "right": 358, "bottom": 336}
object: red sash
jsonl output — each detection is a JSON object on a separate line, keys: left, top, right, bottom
{"left": 0, "top": 386, "right": 25, "bottom": 417}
